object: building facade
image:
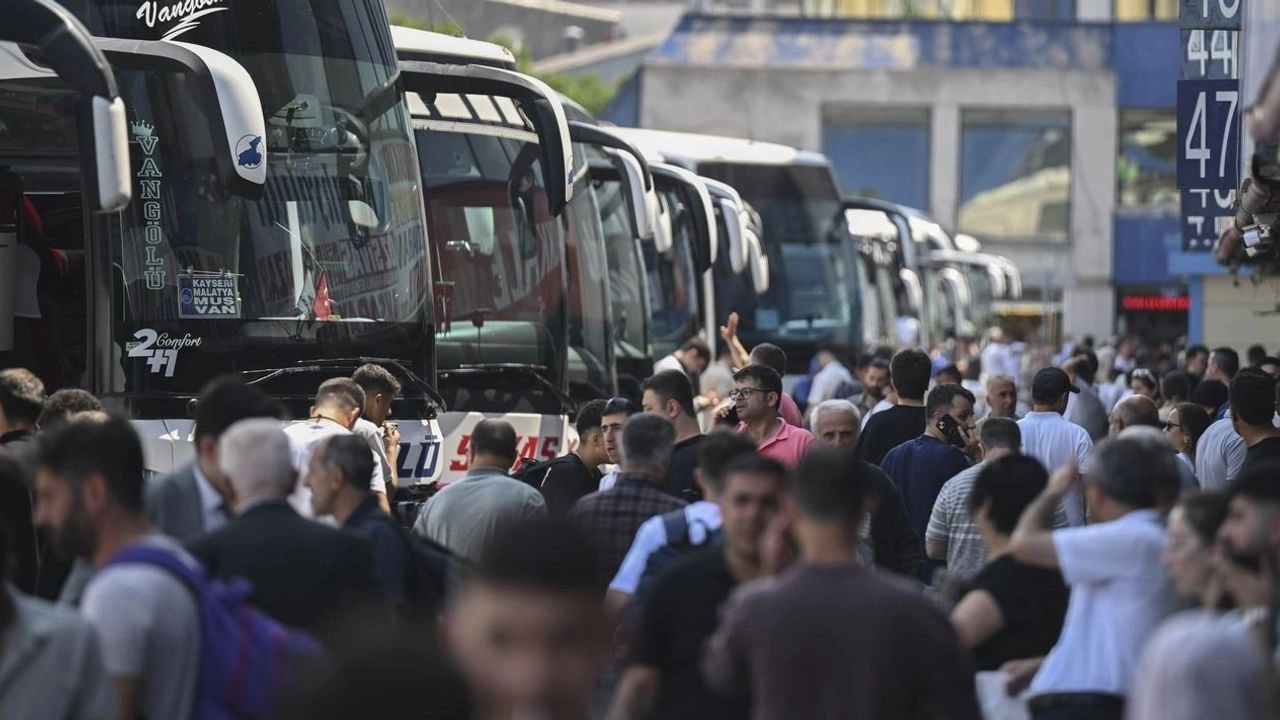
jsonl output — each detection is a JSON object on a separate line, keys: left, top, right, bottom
{"left": 608, "top": 4, "right": 1209, "bottom": 343}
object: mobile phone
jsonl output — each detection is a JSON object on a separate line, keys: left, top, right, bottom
{"left": 936, "top": 414, "right": 966, "bottom": 448}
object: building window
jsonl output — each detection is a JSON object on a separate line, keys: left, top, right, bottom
{"left": 1118, "top": 109, "right": 1177, "bottom": 210}
{"left": 958, "top": 109, "right": 1072, "bottom": 244}
{"left": 1114, "top": 0, "right": 1178, "bottom": 20}
{"left": 828, "top": 0, "right": 1017, "bottom": 20}
{"left": 822, "top": 106, "right": 930, "bottom": 210}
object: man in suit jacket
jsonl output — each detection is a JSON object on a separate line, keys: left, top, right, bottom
{"left": 189, "top": 419, "right": 385, "bottom": 638}
{"left": 146, "top": 377, "right": 281, "bottom": 544}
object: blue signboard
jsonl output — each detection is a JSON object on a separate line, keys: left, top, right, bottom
{"left": 177, "top": 273, "right": 241, "bottom": 318}
{"left": 1180, "top": 29, "right": 1238, "bottom": 80}
{"left": 1180, "top": 0, "right": 1243, "bottom": 29}
{"left": 1177, "top": 80, "right": 1241, "bottom": 191}
{"left": 1180, "top": 188, "right": 1236, "bottom": 251}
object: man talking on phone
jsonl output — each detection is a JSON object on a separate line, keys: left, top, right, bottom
{"left": 880, "top": 384, "right": 977, "bottom": 578}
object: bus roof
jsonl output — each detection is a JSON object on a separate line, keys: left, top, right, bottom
{"left": 391, "top": 26, "right": 517, "bottom": 69}
{"left": 609, "top": 127, "right": 830, "bottom": 170}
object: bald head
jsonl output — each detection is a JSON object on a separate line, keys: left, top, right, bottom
{"left": 1110, "top": 395, "right": 1160, "bottom": 436}
{"left": 219, "top": 419, "right": 296, "bottom": 510}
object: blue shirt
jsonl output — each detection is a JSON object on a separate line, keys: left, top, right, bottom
{"left": 880, "top": 435, "right": 973, "bottom": 540}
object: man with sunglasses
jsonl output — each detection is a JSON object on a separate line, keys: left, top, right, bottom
{"left": 598, "top": 397, "right": 642, "bottom": 492}
{"left": 732, "top": 365, "right": 813, "bottom": 468}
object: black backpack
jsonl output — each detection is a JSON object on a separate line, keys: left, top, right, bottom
{"left": 513, "top": 454, "right": 579, "bottom": 489}
{"left": 632, "top": 509, "right": 720, "bottom": 610}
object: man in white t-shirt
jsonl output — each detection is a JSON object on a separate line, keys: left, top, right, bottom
{"left": 33, "top": 415, "right": 200, "bottom": 720}
{"left": 284, "top": 377, "right": 387, "bottom": 516}
{"left": 1019, "top": 368, "right": 1094, "bottom": 526}
{"left": 1006, "top": 436, "right": 1179, "bottom": 720}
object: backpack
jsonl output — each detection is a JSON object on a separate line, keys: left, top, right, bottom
{"left": 631, "top": 509, "right": 720, "bottom": 612}
{"left": 512, "top": 454, "right": 576, "bottom": 489}
{"left": 106, "top": 545, "right": 323, "bottom": 720}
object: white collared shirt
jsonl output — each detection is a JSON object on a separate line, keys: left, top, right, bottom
{"left": 1030, "top": 509, "right": 1178, "bottom": 697}
{"left": 191, "top": 464, "right": 228, "bottom": 534}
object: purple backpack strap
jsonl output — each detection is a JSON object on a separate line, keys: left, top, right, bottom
{"left": 105, "top": 544, "right": 206, "bottom": 588}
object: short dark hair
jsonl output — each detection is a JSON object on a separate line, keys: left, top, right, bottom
{"left": 318, "top": 434, "right": 375, "bottom": 493}
{"left": 1231, "top": 462, "right": 1280, "bottom": 505}
{"left": 1190, "top": 378, "right": 1229, "bottom": 410}
{"left": 316, "top": 377, "right": 364, "bottom": 410}
{"left": 733, "top": 365, "right": 782, "bottom": 409}
{"left": 574, "top": 399, "right": 607, "bottom": 438}
{"left": 749, "top": 343, "right": 787, "bottom": 376}
{"left": 35, "top": 414, "right": 146, "bottom": 512}
{"left": 720, "top": 454, "right": 786, "bottom": 491}
{"left": 936, "top": 364, "right": 962, "bottom": 383}
{"left": 1076, "top": 350, "right": 1100, "bottom": 385}
{"left": 1187, "top": 344, "right": 1210, "bottom": 360}
{"left": 1160, "top": 370, "right": 1193, "bottom": 404}
{"left": 789, "top": 447, "right": 866, "bottom": 528}
{"left": 868, "top": 357, "right": 890, "bottom": 375}
{"left": 697, "top": 430, "right": 759, "bottom": 493}
{"left": 38, "top": 389, "right": 102, "bottom": 431}
{"left": 968, "top": 455, "right": 1048, "bottom": 535}
{"left": 602, "top": 397, "right": 642, "bottom": 418}
{"left": 642, "top": 370, "right": 696, "bottom": 418}
{"left": 679, "top": 337, "right": 711, "bottom": 360}
{"left": 352, "top": 364, "right": 402, "bottom": 398}
{"left": 925, "top": 383, "right": 975, "bottom": 417}
{"left": 1176, "top": 491, "right": 1230, "bottom": 548}
{"left": 473, "top": 517, "right": 602, "bottom": 594}
{"left": 1248, "top": 344, "right": 1268, "bottom": 367}
{"left": 0, "top": 368, "right": 45, "bottom": 425}
{"left": 1230, "top": 368, "right": 1277, "bottom": 427}
{"left": 193, "top": 376, "right": 282, "bottom": 441}
{"left": 470, "top": 420, "right": 518, "bottom": 463}
{"left": 620, "top": 413, "right": 676, "bottom": 471}
{"left": 889, "top": 349, "right": 932, "bottom": 401}
{"left": 1211, "top": 347, "right": 1240, "bottom": 379}
{"left": 978, "top": 417, "right": 1021, "bottom": 451}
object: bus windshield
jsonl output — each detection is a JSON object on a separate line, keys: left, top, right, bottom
{"left": 596, "top": 176, "right": 648, "bottom": 364}
{"left": 412, "top": 94, "right": 567, "bottom": 405}
{"left": 70, "top": 0, "right": 433, "bottom": 403}
{"left": 565, "top": 143, "right": 613, "bottom": 401}
{"left": 696, "top": 162, "right": 859, "bottom": 364}
{"left": 644, "top": 188, "right": 702, "bottom": 358}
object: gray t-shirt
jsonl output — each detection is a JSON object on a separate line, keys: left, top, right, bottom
{"left": 925, "top": 464, "right": 988, "bottom": 583}
{"left": 81, "top": 536, "right": 201, "bottom": 720}
{"left": 353, "top": 418, "right": 395, "bottom": 489}
{"left": 415, "top": 467, "right": 548, "bottom": 562}
{"left": 1196, "top": 418, "right": 1246, "bottom": 490}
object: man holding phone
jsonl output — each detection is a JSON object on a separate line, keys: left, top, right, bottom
{"left": 880, "top": 384, "right": 977, "bottom": 571}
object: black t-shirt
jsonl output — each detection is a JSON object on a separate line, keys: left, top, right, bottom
{"left": 965, "top": 555, "right": 1069, "bottom": 671}
{"left": 537, "top": 455, "right": 601, "bottom": 517}
{"left": 667, "top": 435, "right": 706, "bottom": 501}
{"left": 857, "top": 405, "right": 927, "bottom": 466}
{"left": 1242, "top": 436, "right": 1280, "bottom": 476}
{"left": 632, "top": 546, "right": 748, "bottom": 720}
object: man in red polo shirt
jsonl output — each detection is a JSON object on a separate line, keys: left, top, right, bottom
{"left": 732, "top": 365, "right": 814, "bottom": 468}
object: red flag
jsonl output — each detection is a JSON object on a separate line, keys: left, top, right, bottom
{"left": 314, "top": 271, "right": 332, "bottom": 320}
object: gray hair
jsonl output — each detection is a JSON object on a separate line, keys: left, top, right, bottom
{"left": 620, "top": 412, "right": 676, "bottom": 474}
{"left": 812, "top": 399, "right": 860, "bottom": 426}
{"left": 1085, "top": 435, "right": 1179, "bottom": 509}
{"left": 316, "top": 434, "right": 375, "bottom": 493}
{"left": 219, "top": 418, "right": 296, "bottom": 507}
{"left": 986, "top": 374, "right": 1017, "bottom": 389}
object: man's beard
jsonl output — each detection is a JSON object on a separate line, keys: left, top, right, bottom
{"left": 50, "top": 493, "right": 97, "bottom": 561}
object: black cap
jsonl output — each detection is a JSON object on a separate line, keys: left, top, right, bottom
{"left": 1033, "top": 367, "right": 1079, "bottom": 399}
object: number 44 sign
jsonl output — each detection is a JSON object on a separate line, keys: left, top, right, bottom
{"left": 1177, "top": 79, "right": 1240, "bottom": 192}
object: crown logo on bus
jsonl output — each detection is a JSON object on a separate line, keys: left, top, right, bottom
{"left": 131, "top": 121, "right": 155, "bottom": 138}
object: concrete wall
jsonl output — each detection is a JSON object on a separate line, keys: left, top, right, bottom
{"left": 638, "top": 63, "right": 1119, "bottom": 338}
{"left": 385, "top": 0, "right": 619, "bottom": 59}
{"left": 1201, "top": 275, "right": 1280, "bottom": 353}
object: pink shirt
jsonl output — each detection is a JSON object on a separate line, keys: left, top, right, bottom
{"left": 737, "top": 419, "right": 815, "bottom": 469}
{"left": 779, "top": 393, "right": 804, "bottom": 429}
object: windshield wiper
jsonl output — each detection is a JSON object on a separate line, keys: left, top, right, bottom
{"left": 438, "top": 363, "right": 576, "bottom": 416}
{"left": 241, "top": 357, "right": 446, "bottom": 416}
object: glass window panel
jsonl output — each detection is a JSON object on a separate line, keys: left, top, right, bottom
{"left": 1118, "top": 109, "right": 1178, "bottom": 209}
{"left": 822, "top": 106, "right": 930, "bottom": 209}
{"left": 958, "top": 109, "right": 1071, "bottom": 244}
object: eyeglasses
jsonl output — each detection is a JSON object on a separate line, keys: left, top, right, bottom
{"left": 603, "top": 397, "right": 640, "bottom": 415}
{"left": 729, "top": 387, "right": 763, "bottom": 400}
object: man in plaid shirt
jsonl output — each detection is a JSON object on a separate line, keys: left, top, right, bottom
{"left": 572, "top": 412, "right": 686, "bottom": 585}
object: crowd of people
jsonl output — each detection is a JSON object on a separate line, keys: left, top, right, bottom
{"left": 1, "top": 327, "right": 1280, "bottom": 720}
